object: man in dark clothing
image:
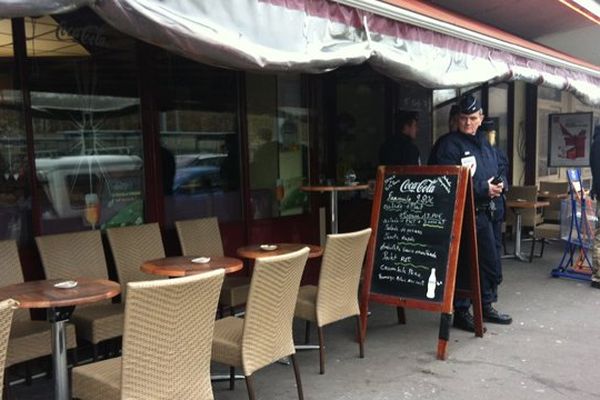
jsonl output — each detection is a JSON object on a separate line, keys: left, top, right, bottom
{"left": 428, "top": 104, "right": 459, "bottom": 165}
{"left": 591, "top": 125, "right": 600, "bottom": 288}
{"left": 379, "top": 111, "right": 420, "bottom": 166}
{"left": 430, "top": 95, "right": 512, "bottom": 332}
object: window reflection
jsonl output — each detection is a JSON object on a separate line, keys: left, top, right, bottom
{"left": 27, "top": 10, "right": 144, "bottom": 234}
{"left": 247, "top": 73, "right": 309, "bottom": 219}
{"left": 0, "top": 23, "right": 31, "bottom": 243}
{"left": 157, "top": 54, "right": 242, "bottom": 223}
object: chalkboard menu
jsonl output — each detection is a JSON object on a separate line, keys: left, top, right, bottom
{"left": 359, "top": 165, "right": 482, "bottom": 360}
{"left": 370, "top": 173, "right": 457, "bottom": 302}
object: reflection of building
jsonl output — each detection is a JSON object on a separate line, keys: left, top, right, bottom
{"left": 0, "top": 2, "right": 599, "bottom": 282}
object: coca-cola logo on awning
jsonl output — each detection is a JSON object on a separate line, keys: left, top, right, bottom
{"left": 55, "top": 24, "right": 109, "bottom": 48}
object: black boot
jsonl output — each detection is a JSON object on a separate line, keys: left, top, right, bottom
{"left": 483, "top": 304, "right": 512, "bottom": 324}
{"left": 453, "top": 309, "right": 481, "bottom": 332}
{"left": 591, "top": 281, "right": 600, "bottom": 289}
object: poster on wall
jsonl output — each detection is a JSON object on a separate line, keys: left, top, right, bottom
{"left": 548, "top": 112, "right": 593, "bottom": 167}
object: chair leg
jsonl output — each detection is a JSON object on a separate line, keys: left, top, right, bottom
{"left": 356, "top": 315, "right": 364, "bottom": 358}
{"left": 229, "top": 366, "right": 236, "bottom": 390}
{"left": 539, "top": 239, "right": 547, "bottom": 258}
{"left": 317, "top": 326, "right": 325, "bottom": 375}
{"left": 245, "top": 374, "right": 256, "bottom": 400}
{"left": 24, "top": 361, "right": 32, "bottom": 385}
{"left": 304, "top": 321, "right": 311, "bottom": 345}
{"left": 290, "top": 354, "right": 304, "bottom": 400}
{"left": 529, "top": 238, "right": 535, "bottom": 263}
{"left": 3, "top": 371, "right": 12, "bottom": 400}
{"left": 396, "top": 307, "right": 406, "bottom": 324}
{"left": 92, "top": 343, "right": 99, "bottom": 361}
{"left": 70, "top": 346, "right": 78, "bottom": 367}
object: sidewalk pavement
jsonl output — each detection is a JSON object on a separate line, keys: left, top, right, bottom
{"left": 9, "top": 241, "right": 600, "bottom": 400}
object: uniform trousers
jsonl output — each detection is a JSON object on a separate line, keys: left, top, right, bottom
{"left": 455, "top": 211, "right": 501, "bottom": 310}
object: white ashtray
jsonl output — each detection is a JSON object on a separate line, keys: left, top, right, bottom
{"left": 54, "top": 280, "right": 78, "bottom": 289}
{"left": 260, "top": 244, "right": 278, "bottom": 251}
{"left": 191, "top": 257, "right": 211, "bottom": 264}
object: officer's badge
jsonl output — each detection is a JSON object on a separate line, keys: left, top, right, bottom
{"left": 461, "top": 155, "right": 477, "bottom": 175}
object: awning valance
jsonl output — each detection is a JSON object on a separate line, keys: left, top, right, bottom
{"left": 2, "top": 0, "right": 600, "bottom": 105}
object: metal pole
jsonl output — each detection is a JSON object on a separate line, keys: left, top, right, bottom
{"left": 330, "top": 190, "right": 338, "bottom": 234}
{"left": 51, "top": 318, "right": 69, "bottom": 400}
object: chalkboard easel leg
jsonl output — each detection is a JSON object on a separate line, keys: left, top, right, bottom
{"left": 396, "top": 307, "right": 406, "bottom": 324}
{"left": 437, "top": 313, "right": 451, "bottom": 360}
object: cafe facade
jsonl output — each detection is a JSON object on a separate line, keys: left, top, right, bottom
{"left": 1, "top": 0, "right": 599, "bottom": 281}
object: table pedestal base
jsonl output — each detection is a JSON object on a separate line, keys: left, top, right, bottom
{"left": 48, "top": 306, "right": 74, "bottom": 400}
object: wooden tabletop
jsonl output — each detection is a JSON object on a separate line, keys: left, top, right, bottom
{"left": 301, "top": 184, "right": 369, "bottom": 192}
{"left": 0, "top": 278, "right": 120, "bottom": 309}
{"left": 141, "top": 256, "right": 244, "bottom": 277}
{"left": 506, "top": 200, "right": 550, "bottom": 209}
{"left": 236, "top": 243, "right": 323, "bottom": 260}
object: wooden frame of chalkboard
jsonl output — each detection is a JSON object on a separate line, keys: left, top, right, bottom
{"left": 359, "top": 165, "right": 483, "bottom": 360}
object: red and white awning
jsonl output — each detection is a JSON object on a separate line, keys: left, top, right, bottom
{"left": 2, "top": 0, "right": 600, "bottom": 105}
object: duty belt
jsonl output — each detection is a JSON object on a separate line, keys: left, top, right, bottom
{"left": 475, "top": 201, "right": 496, "bottom": 218}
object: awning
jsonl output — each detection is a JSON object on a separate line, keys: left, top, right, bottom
{"left": 2, "top": 0, "right": 600, "bottom": 105}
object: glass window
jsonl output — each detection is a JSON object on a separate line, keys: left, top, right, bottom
{"left": 27, "top": 10, "right": 144, "bottom": 234}
{"left": 247, "top": 73, "right": 309, "bottom": 219}
{"left": 488, "top": 83, "right": 509, "bottom": 156}
{"left": 335, "top": 67, "right": 385, "bottom": 183}
{"left": 433, "top": 89, "right": 457, "bottom": 107}
{"left": 157, "top": 54, "right": 241, "bottom": 223}
{"left": 0, "top": 22, "right": 31, "bottom": 243}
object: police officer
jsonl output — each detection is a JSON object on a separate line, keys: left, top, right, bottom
{"left": 431, "top": 95, "right": 512, "bottom": 332}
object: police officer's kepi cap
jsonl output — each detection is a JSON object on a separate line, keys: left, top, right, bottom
{"left": 458, "top": 95, "right": 482, "bottom": 114}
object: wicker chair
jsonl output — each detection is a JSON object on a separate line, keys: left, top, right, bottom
{"left": 35, "top": 231, "right": 124, "bottom": 360}
{"left": 0, "top": 299, "right": 17, "bottom": 398}
{"left": 0, "top": 240, "right": 77, "bottom": 381}
{"left": 175, "top": 217, "right": 250, "bottom": 315}
{"left": 211, "top": 247, "right": 309, "bottom": 400}
{"left": 106, "top": 223, "right": 165, "bottom": 297}
{"left": 72, "top": 269, "right": 225, "bottom": 400}
{"left": 539, "top": 181, "right": 569, "bottom": 223}
{"left": 294, "top": 228, "right": 371, "bottom": 374}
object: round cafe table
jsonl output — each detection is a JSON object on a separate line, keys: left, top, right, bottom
{"left": 301, "top": 184, "right": 369, "bottom": 234}
{"left": 0, "top": 278, "right": 120, "bottom": 400}
{"left": 236, "top": 243, "right": 323, "bottom": 260}
{"left": 141, "top": 256, "right": 244, "bottom": 277}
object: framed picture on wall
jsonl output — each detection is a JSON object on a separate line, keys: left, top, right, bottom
{"left": 548, "top": 112, "right": 593, "bottom": 167}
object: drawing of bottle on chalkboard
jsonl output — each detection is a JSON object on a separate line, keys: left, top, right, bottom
{"left": 426, "top": 268, "right": 437, "bottom": 299}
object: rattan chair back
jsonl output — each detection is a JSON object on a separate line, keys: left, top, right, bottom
{"left": 316, "top": 228, "right": 371, "bottom": 326}
{"left": 175, "top": 217, "right": 224, "bottom": 257}
{"left": 0, "top": 240, "right": 28, "bottom": 321}
{"left": 0, "top": 299, "right": 17, "bottom": 395}
{"left": 120, "top": 270, "right": 224, "bottom": 400}
{"left": 106, "top": 223, "right": 165, "bottom": 293}
{"left": 36, "top": 230, "right": 109, "bottom": 281}
{"left": 241, "top": 247, "right": 309, "bottom": 375}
